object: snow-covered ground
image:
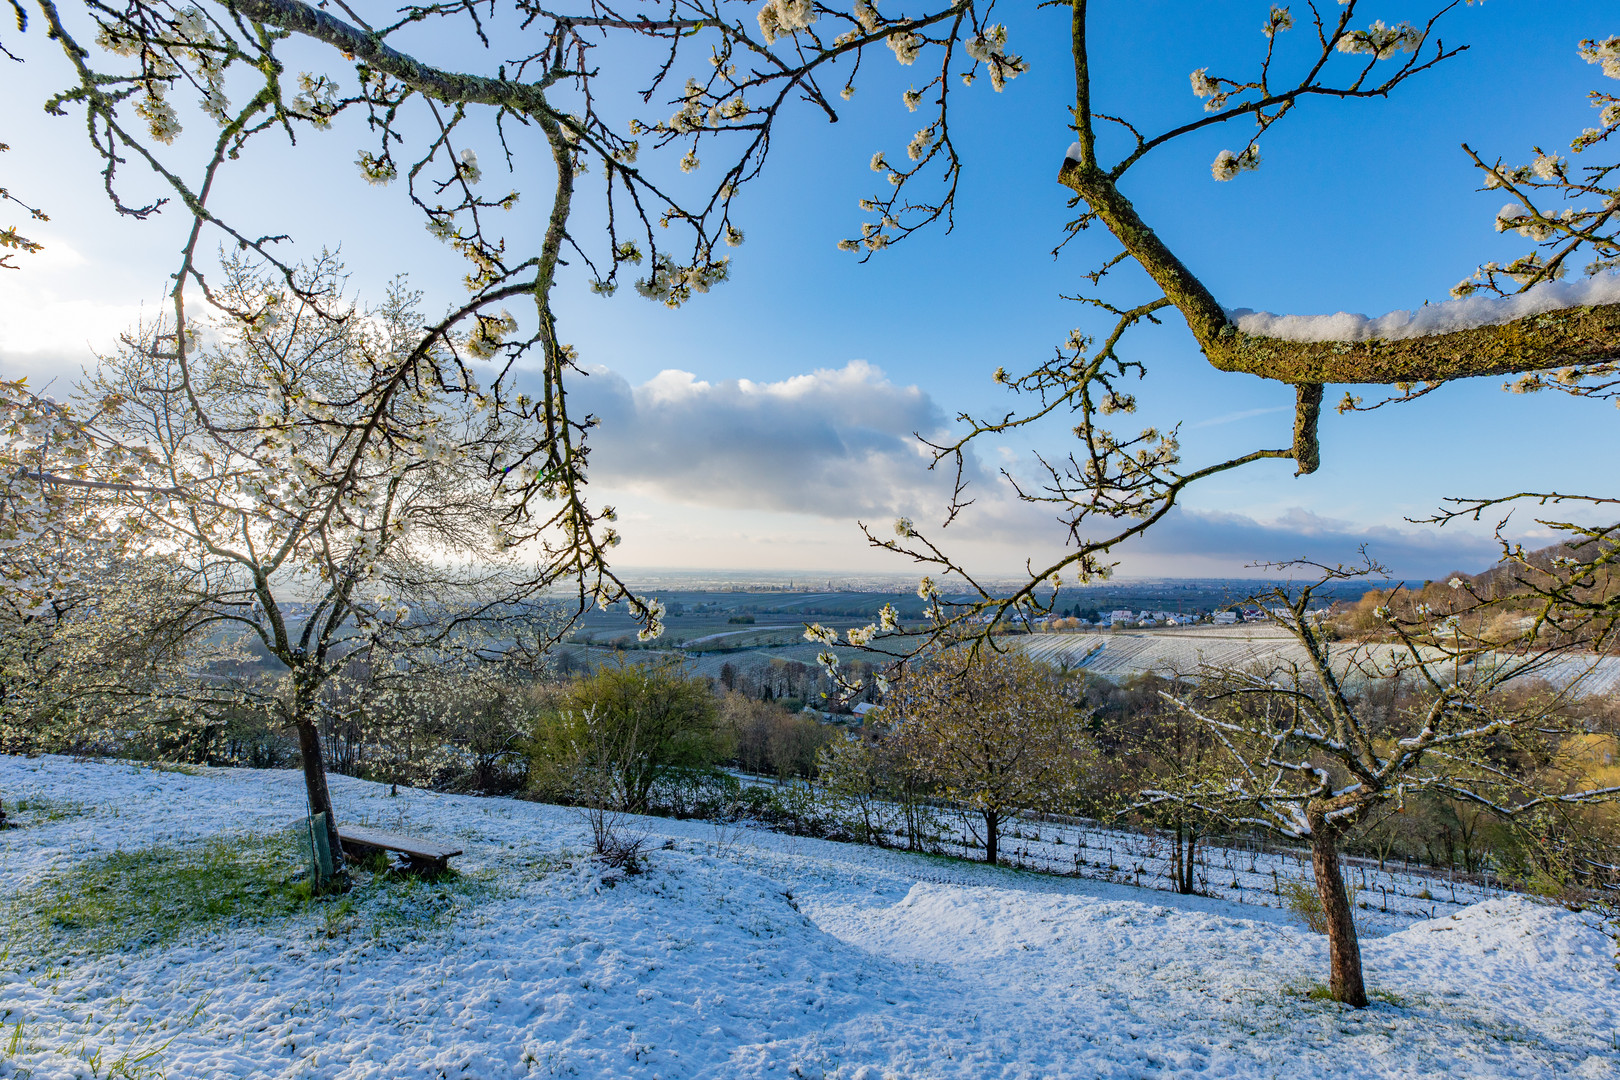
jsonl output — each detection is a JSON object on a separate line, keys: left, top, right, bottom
{"left": 3, "top": 755, "right": 1617, "bottom": 1080}
{"left": 913, "top": 807, "right": 1512, "bottom": 931}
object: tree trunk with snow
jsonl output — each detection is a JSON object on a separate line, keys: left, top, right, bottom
{"left": 292, "top": 671, "right": 345, "bottom": 882}
{"left": 984, "top": 809, "right": 1000, "bottom": 865}
{"left": 1310, "top": 820, "right": 1366, "bottom": 1008}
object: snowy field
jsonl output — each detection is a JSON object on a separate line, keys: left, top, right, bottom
{"left": 1018, "top": 627, "right": 1620, "bottom": 696}
{"left": 3, "top": 756, "right": 1618, "bottom": 1080}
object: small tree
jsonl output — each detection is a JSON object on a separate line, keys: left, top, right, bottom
{"left": 892, "top": 649, "right": 1090, "bottom": 864}
{"left": 1155, "top": 561, "right": 1620, "bottom": 1007}
{"left": 819, "top": 732, "right": 895, "bottom": 846}
{"left": 1104, "top": 675, "right": 1223, "bottom": 895}
{"left": 531, "top": 662, "right": 723, "bottom": 813}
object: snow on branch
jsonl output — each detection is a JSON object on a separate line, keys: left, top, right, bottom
{"left": 1228, "top": 274, "right": 1620, "bottom": 343}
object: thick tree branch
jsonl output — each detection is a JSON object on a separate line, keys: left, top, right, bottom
{"left": 228, "top": 0, "right": 565, "bottom": 116}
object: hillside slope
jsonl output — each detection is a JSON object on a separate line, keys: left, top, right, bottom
{"left": 2, "top": 757, "right": 1615, "bottom": 1079}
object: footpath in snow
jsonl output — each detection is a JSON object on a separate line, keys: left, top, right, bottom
{"left": 2, "top": 755, "right": 1617, "bottom": 1080}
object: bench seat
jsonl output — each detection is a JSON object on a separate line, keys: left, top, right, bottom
{"left": 337, "top": 824, "right": 463, "bottom": 872}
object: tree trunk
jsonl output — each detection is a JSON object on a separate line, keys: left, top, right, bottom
{"left": 295, "top": 716, "right": 345, "bottom": 879}
{"left": 1310, "top": 825, "right": 1367, "bottom": 1008}
{"left": 984, "top": 810, "right": 999, "bottom": 865}
{"left": 1175, "top": 821, "right": 1198, "bottom": 895}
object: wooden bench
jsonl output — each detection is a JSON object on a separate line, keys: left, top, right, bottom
{"left": 337, "top": 825, "right": 463, "bottom": 874}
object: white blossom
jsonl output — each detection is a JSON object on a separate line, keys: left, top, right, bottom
{"left": 426, "top": 215, "right": 456, "bottom": 242}
{"left": 757, "top": 0, "right": 816, "bottom": 45}
{"left": 135, "top": 91, "right": 182, "bottom": 144}
{"left": 1579, "top": 35, "right": 1620, "bottom": 80}
{"left": 963, "top": 24, "right": 1028, "bottom": 90}
{"left": 466, "top": 310, "right": 518, "bottom": 359}
{"left": 887, "top": 29, "right": 922, "bottom": 65}
{"left": 1211, "top": 146, "right": 1261, "bottom": 181}
{"left": 1263, "top": 6, "right": 1293, "bottom": 38}
{"left": 1335, "top": 20, "right": 1422, "bottom": 59}
{"left": 879, "top": 603, "right": 900, "bottom": 632}
{"left": 356, "top": 151, "right": 397, "bottom": 186}
{"left": 805, "top": 622, "right": 840, "bottom": 646}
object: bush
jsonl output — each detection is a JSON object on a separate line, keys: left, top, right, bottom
{"left": 1280, "top": 878, "right": 1329, "bottom": 934}
{"left": 646, "top": 768, "right": 743, "bottom": 819}
{"left": 529, "top": 661, "right": 725, "bottom": 812}
{"left": 1280, "top": 877, "right": 1362, "bottom": 934}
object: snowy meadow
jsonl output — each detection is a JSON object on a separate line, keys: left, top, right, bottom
{"left": 2, "top": 755, "right": 1616, "bottom": 1080}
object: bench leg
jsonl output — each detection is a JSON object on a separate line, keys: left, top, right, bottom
{"left": 404, "top": 854, "right": 449, "bottom": 876}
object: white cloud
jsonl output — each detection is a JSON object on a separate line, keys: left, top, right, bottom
{"left": 0, "top": 232, "right": 159, "bottom": 378}
{"left": 576, "top": 360, "right": 971, "bottom": 519}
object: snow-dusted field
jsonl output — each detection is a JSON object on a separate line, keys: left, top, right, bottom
{"left": 1018, "top": 627, "right": 1620, "bottom": 695}
{"left": 3, "top": 755, "right": 1618, "bottom": 1080}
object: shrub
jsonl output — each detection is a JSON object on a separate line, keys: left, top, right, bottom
{"left": 646, "top": 768, "right": 743, "bottom": 819}
{"left": 722, "top": 693, "right": 835, "bottom": 779}
{"left": 1280, "top": 878, "right": 1329, "bottom": 934}
{"left": 529, "top": 661, "right": 724, "bottom": 812}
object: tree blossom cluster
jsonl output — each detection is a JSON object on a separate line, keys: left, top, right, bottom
{"left": 1451, "top": 37, "right": 1620, "bottom": 312}
{"left": 1188, "top": 2, "right": 1464, "bottom": 184}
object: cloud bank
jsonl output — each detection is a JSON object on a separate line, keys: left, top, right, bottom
{"left": 569, "top": 361, "right": 1506, "bottom": 578}
{"left": 1118, "top": 507, "right": 1503, "bottom": 580}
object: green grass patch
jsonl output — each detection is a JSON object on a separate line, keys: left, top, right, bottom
{"left": 1302, "top": 982, "right": 1337, "bottom": 1002}
{"left": 13, "top": 829, "right": 314, "bottom": 957}
{"left": 8, "top": 828, "right": 506, "bottom": 961}
{"left": 1, "top": 795, "right": 91, "bottom": 827}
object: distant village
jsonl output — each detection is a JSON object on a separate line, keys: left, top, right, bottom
{"left": 1003, "top": 607, "right": 1266, "bottom": 630}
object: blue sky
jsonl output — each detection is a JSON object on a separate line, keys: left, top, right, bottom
{"left": 2, "top": 1, "right": 1614, "bottom": 580}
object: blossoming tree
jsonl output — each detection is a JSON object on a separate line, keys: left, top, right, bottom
{"left": 0, "top": 380, "right": 211, "bottom": 767}
{"left": 76, "top": 254, "right": 606, "bottom": 868}
{"left": 4, "top": 0, "right": 1037, "bottom": 856}
{"left": 3, "top": 0, "right": 1032, "bottom": 633}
